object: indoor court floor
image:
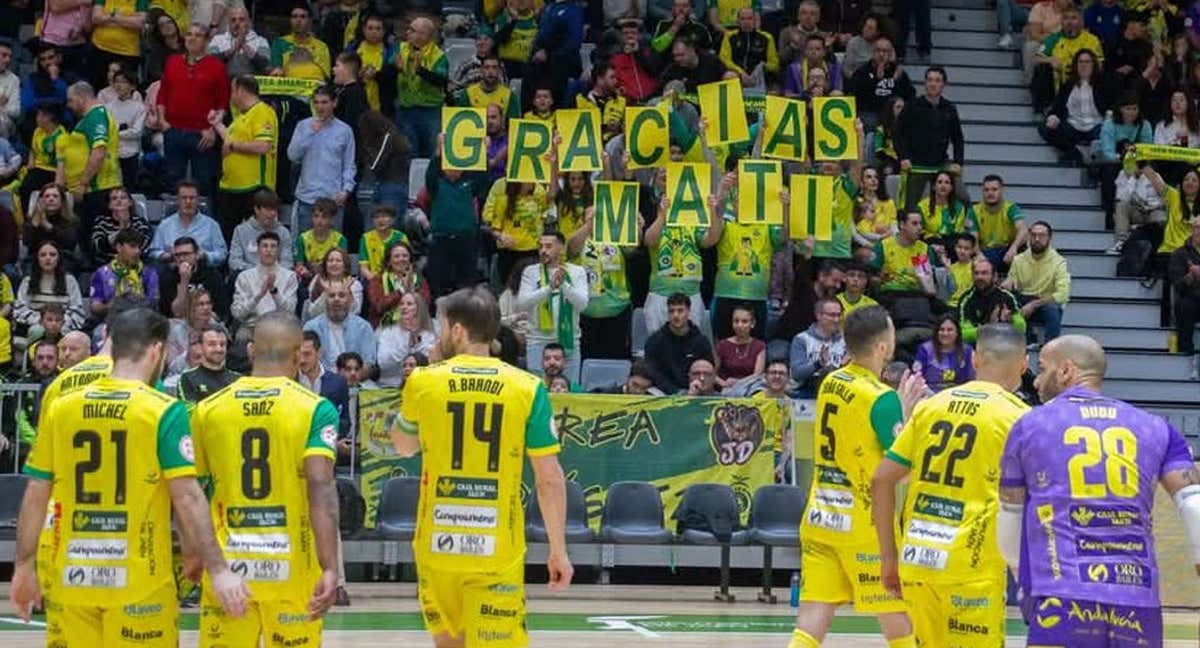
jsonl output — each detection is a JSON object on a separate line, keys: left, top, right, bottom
{"left": 0, "top": 584, "right": 1196, "bottom": 646}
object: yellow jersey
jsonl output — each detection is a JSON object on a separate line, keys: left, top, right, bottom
{"left": 91, "top": 0, "right": 148, "bottom": 56}
{"left": 75, "top": 104, "right": 123, "bottom": 192}
{"left": 886, "top": 380, "right": 1029, "bottom": 584}
{"left": 837, "top": 292, "right": 879, "bottom": 319}
{"left": 397, "top": 354, "right": 560, "bottom": 573}
{"left": 1159, "top": 186, "right": 1195, "bottom": 253}
{"left": 192, "top": 376, "right": 338, "bottom": 600}
{"left": 56, "top": 128, "right": 89, "bottom": 190}
{"left": 219, "top": 100, "right": 278, "bottom": 192}
{"left": 801, "top": 362, "right": 903, "bottom": 547}
{"left": 856, "top": 198, "right": 898, "bottom": 238}
{"left": 24, "top": 376, "right": 194, "bottom": 606}
{"left": 31, "top": 125, "right": 66, "bottom": 172}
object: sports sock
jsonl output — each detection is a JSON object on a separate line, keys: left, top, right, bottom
{"left": 886, "top": 634, "right": 917, "bottom": 648}
{"left": 787, "top": 628, "right": 820, "bottom": 648}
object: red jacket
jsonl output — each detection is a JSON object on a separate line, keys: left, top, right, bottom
{"left": 157, "top": 54, "right": 230, "bottom": 132}
{"left": 610, "top": 48, "right": 661, "bottom": 103}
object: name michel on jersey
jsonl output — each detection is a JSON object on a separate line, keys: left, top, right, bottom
{"left": 81, "top": 403, "right": 128, "bottom": 421}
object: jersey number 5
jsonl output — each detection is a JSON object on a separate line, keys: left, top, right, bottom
{"left": 818, "top": 403, "right": 837, "bottom": 461}
{"left": 73, "top": 430, "right": 127, "bottom": 505}
{"left": 919, "top": 421, "right": 977, "bottom": 488}
{"left": 447, "top": 402, "right": 503, "bottom": 473}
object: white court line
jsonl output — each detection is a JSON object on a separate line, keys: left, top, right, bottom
{"left": 0, "top": 617, "right": 46, "bottom": 628}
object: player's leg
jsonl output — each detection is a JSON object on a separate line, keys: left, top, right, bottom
{"left": 900, "top": 582, "right": 942, "bottom": 648}
{"left": 940, "top": 578, "right": 1006, "bottom": 648}
{"left": 52, "top": 602, "right": 101, "bottom": 647}
{"left": 461, "top": 560, "right": 528, "bottom": 647}
{"left": 838, "top": 546, "right": 914, "bottom": 647}
{"left": 791, "top": 541, "right": 854, "bottom": 646}
{"left": 418, "top": 565, "right": 466, "bottom": 647}
{"left": 260, "top": 599, "right": 324, "bottom": 648}
{"left": 100, "top": 582, "right": 179, "bottom": 647}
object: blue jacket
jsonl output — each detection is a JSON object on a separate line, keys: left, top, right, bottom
{"left": 1098, "top": 117, "right": 1152, "bottom": 162}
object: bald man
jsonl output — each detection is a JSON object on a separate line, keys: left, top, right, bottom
{"left": 998, "top": 335, "right": 1200, "bottom": 648}
{"left": 395, "top": 16, "right": 448, "bottom": 157}
{"left": 57, "top": 331, "right": 93, "bottom": 370}
{"left": 872, "top": 324, "right": 1030, "bottom": 647}
{"left": 191, "top": 312, "right": 341, "bottom": 647}
{"left": 208, "top": 6, "right": 271, "bottom": 77}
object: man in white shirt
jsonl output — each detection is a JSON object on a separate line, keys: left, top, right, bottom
{"left": 516, "top": 231, "right": 589, "bottom": 384}
{"left": 0, "top": 41, "right": 19, "bottom": 135}
{"left": 208, "top": 6, "right": 270, "bottom": 77}
{"left": 231, "top": 230, "right": 298, "bottom": 344}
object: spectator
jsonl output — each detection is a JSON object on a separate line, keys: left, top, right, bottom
{"left": 425, "top": 132, "right": 488, "bottom": 298}
{"left": 297, "top": 331, "right": 350, "bottom": 435}
{"left": 358, "top": 110, "right": 411, "bottom": 220}
{"left": 21, "top": 47, "right": 71, "bottom": 134}
{"left": 660, "top": 37, "right": 732, "bottom": 92}
{"left": 0, "top": 41, "right": 16, "bottom": 133}
{"left": 555, "top": 171, "right": 592, "bottom": 253}
{"left": 449, "top": 28, "right": 505, "bottom": 95}
{"left": 89, "top": 228, "right": 159, "bottom": 316}
{"left": 148, "top": 180, "right": 228, "bottom": 267}
{"left": 1167, "top": 218, "right": 1200, "bottom": 379}
{"left": 315, "top": 0, "right": 356, "bottom": 55}
{"left": 896, "top": 66, "right": 964, "bottom": 213}
{"left": 229, "top": 190, "right": 294, "bottom": 273}
{"left": 157, "top": 24, "right": 228, "bottom": 201}
{"left": 1083, "top": 0, "right": 1123, "bottom": 47}
{"left": 852, "top": 166, "right": 898, "bottom": 251}
{"left": 837, "top": 261, "right": 878, "bottom": 317}
{"left": 1097, "top": 94, "right": 1153, "bottom": 229}
{"left": 304, "top": 283, "right": 377, "bottom": 371}
{"left": 841, "top": 13, "right": 883, "bottom": 78}
{"left": 719, "top": 8, "right": 780, "bottom": 90}
{"left": 499, "top": 257, "right": 533, "bottom": 349}
{"left": 644, "top": 292, "right": 714, "bottom": 393}
{"left": 1021, "top": 0, "right": 1068, "bottom": 84}
{"left": 20, "top": 108, "right": 66, "bottom": 215}
{"left": 143, "top": 8, "right": 183, "bottom": 84}
{"left": 591, "top": 358, "right": 662, "bottom": 395}
{"left": 773, "top": 259, "right": 844, "bottom": 343}
{"left": 1106, "top": 12, "right": 1152, "bottom": 92}
{"left": 1030, "top": 5, "right": 1102, "bottom": 114}
{"left": 23, "top": 183, "right": 80, "bottom": 260}
{"left": 972, "top": 174, "right": 1027, "bottom": 270}
{"left": 89, "top": 0, "right": 146, "bottom": 89}
{"left": 483, "top": 177, "right": 553, "bottom": 285}
{"left": 539, "top": 343, "right": 574, "bottom": 390}
{"left": 783, "top": 34, "right": 839, "bottom": 97}
{"left": 779, "top": 1, "right": 830, "bottom": 65}
{"left": 1153, "top": 89, "right": 1200, "bottom": 158}
{"left": 1039, "top": 48, "right": 1110, "bottom": 161}
{"left": 871, "top": 211, "right": 936, "bottom": 347}
{"left": 395, "top": 17, "right": 447, "bottom": 158}
{"left": 213, "top": 75, "right": 278, "bottom": 242}
{"left": 14, "top": 241, "right": 85, "bottom": 332}
{"left": 27, "top": 340, "right": 60, "bottom": 386}
{"left": 457, "top": 54, "right": 518, "bottom": 118}
{"left": 58, "top": 330, "right": 92, "bottom": 369}
{"left": 936, "top": 232, "right": 975, "bottom": 309}
{"left": 288, "top": 85, "right": 356, "bottom": 233}
{"left": 529, "top": 0, "right": 583, "bottom": 106}
{"left": 348, "top": 13, "right": 396, "bottom": 114}
{"left": 335, "top": 350, "right": 368, "bottom": 388}
{"left": 208, "top": 6, "right": 270, "bottom": 77}
{"left": 376, "top": 292, "right": 437, "bottom": 387}
{"left": 165, "top": 286, "right": 222, "bottom": 376}
{"left": 160, "top": 236, "right": 225, "bottom": 320}
{"left": 812, "top": 126, "right": 865, "bottom": 262}
{"left": 485, "top": 103, "right": 509, "bottom": 180}
{"left": 304, "top": 247, "right": 362, "bottom": 322}
{"left": 65, "top": 81, "right": 123, "bottom": 261}
{"left": 231, "top": 231, "right": 299, "bottom": 344}
{"left": 651, "top": 0, "right": 712, "bottom": 54}
{"left": 1151, "top": 166, "right": 1200, "bottom": 256}
{"left": 517, "top": 231, "right": 588, "bottom": 382}
{"left": 846, "top": 36, "right": 914, "bottom": 132}
{"left": 400, "top": 352, "right": 429, "bottom": 385}
{"left": 97, "top": 61, "right": 138, "bottom": 105}
{"left": 913, "top": 314, "right": 974, "bottom": 391}
{"left": 270, "top": 2, "right": 332, "bottom": 79}
{"left": 996, "top": 0, "right": 1030, "bottom": 49}
{"left": 1003, "top": 221, "right": 1070, "bottom": 344}
{"left": 610, "top": 18, "right": 662, "bottom": 104}
{"left": 91, "top": 186, "right": 150, "bottom": 265}
{"left": 685, "top": 357, "right": 719, "bottom": 395}
{"left": 710, "top": 173, "right": 788, "bottom": 339}
{"left": 893, "top": 0, "right": 931, "bottom": 64}
{"left": 358, "top": 204, "right": 409, "bottom": 282}
{"left": 957, "top": 256, "right": 1026, "bottom": 344}
{"left": 789, "top": 297, "right": 846, "bottom": 393}
{"left": 1110, "top": 161, "right": 1167, "bottom": 255}
{"left": 871, "top": 95, "right": 904, "bottom": 173}
{"left": 367, "top": 242, "right": 430, "bottom": 327}
{"left": 38, "top": 0, "right": 92, "bottom": 78}
{"left": 177, "top": 325, "right": 238, "bottom": 405}
{"left": 576, "top": 62, "right": 626, "bottom": 143}
{"left": 295, "top": 198, "right": 348, "bottom": 283}
{"left": 101, "top": 68, "right": 144, "bottom": 186}
{"left": 0, "top": 134, "right": 20, "bottom": 189}
{"left": 333, "top": 52, "right": 370, "bottom": 138}
{"left": 714, "top": 303, "right": 766, "bottom": 388}
{"left": 567, "top": 208, "right": 632, "bottom": 360}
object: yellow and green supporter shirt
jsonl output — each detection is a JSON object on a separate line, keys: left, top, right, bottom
{"left": 972, "top": 200, "right": 1024, "bottom": 250}
{"left": 460, "top": 82, "right": 520, "bottom": 119}
{"left": 836, "top": 291, "right": 878, "bottom": 319}
{"left": 219, "top": 100, "right": 278, "bottom": 192}
{"left": 358, "top": 228, "right": 409, "bottom": 276}
{"left": 396, "top": 42, "right": 448, "bottom": 109}
{"left": 31, "top": 125, "right": 66, "bottom": 173}
{"left": 351, "top": 40, "right": 397, "bottom": 112}
{"left": 494, "top": 9, "right": 539, "bottom": 65}
{"left": 92, "top": 0, "right": 148, "bottom": 56}
{"left": 577, "top": 240, "right": 631, "bottom": 318}
{"left": 296, "top": 229, "right": 349, "bottom": 266}
{"left": 270, "top": 33, "right": 332, "bottom": 78}
{"left": 649, "top": 224, "right": 706, "bottom": 296}
{"left": 871, "top": 235, "right": 931, "bottom": 293}
{"left": 75, "top": 103, "right": 123, "bottom": 192}
{"left": 56, "top": 129, "right": 90, "bottom": 194}
{"left": 812, "top": 173, "right": 858, "bottom": 259}
{"left": 714, "top": 219, "right": 783, "bottom": 301}
{"left": 1159, "top": 186, "right": 1197, "bottom": 253}
{"left": 918, "top": 199, "right": 976, "bottom": 240}
{"left": 1040, "top": 29, "right": 1104, "bottom": 88}
{"left": 482, "top": 180, "right": 550, "bottom": 252}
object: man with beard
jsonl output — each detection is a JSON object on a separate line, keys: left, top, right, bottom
{"left": 956, "top": 257, "right": 1027, "bottom": 344}
{"left": 1003, "top": 220, "right": 1070, "bottom": 344}
{"left": 998, "top": 335, "right": 1200, "bottom": 648}
{"left": 177, "top": 324, "right": 238, "bottom": 406}
{"left": 516, "top": 231, "right": 589, "bottom": 384}
{"left": 457, "top": 54, "right": 519, "bottom": 118}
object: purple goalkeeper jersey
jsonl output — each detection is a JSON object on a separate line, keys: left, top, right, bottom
{"left": 1000, "top": 385, "right": 1195, "bottom": 608}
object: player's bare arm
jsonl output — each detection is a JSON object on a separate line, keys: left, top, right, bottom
{"left": 870, "top": 458, "right": 910, "bottom": 599}
{"left": 997, "top": 485, "right": 1026, "bottom": 574}
{"left": 388, "top": 412, "right": 421, "bottom": 457}
{"left": 531, "top": 453, "right": 574, "bottom": 592}
{"left": 305, "top": 454, "right": 341, "bottom": 619}
{"left": 1163, "top": 464, "right": 1200, "bottom": 577}
{"left": 170, "top": 476, "right": 251, "bottom": 617}
{"left": 9, "top": 479, "right": 51, "bottom": 621}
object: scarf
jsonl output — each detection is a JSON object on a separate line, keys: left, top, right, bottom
{"left": 111, "top": 259, "right": 144, "bottom": 297}
{"left": 380, "top": 270, "right": 417, "bottom": 326}
{"left": 536, "top": 264, "right": 574, "bottom": 351}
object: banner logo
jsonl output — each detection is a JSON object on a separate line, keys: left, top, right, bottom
{"left": 710, "top": 405, "right": 765, "bottom": 466}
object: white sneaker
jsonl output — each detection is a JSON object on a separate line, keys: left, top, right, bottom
{"left": 998, "top": 34, "right": 1014, "bottom": 48}
{"left": 1105, "top": 240, "right": 1124, "bottom": 255}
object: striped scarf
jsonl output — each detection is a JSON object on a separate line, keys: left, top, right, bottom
{"left": 536, "top": 264, "right": 574, "bottom": 351}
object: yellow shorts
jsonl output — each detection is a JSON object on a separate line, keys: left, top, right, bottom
{"left": 199, "top": 594, "right": 322, "bottom": 648}
{"left": 799, "top": 541, "right": 907, "bottom": 614}
{"left": 47, "top": 582, "right": 178, "bottom": 648}
{"left": 417, "top": 559, "right": 528, "bottom": 647}
{"left": 904, "top": 578, "right": 1006, "bottom": 648}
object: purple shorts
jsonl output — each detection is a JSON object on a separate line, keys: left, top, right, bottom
{"left": 1023, "top": 596, "right": 1162, "bottom": 647}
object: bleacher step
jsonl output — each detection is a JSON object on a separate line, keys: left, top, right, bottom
{"left": 965, "top": 144, "right": 1060, "bottom": 165}
{"left": 1055, "top": 229, "right": 1113, "bottom": 252}
{"left": 963, "top": 164, "right": 1078, "bottom": 186}
{"left": 1030, "top": 349, "right": 1194, "bottom": 381}
{"left": 959, "top": 103, "right": 1036, "bottom": 124}
{"left": 1062, "top": 326, "right": 1170, "bottom": 351}
{"left": 929, "top": 48, "right": 1015, "bottom": 68}
{"left": 1072, "top": 277, "right": 1162, "bottom": 300}
{"left": 1025, "top": 208, "right": 1105, "bottom": 231}
{"left": 967, "top": 184, "right": 1100, "bottom": 207}
{"left": 963, "top": 125, "right": 1046, "bottom": 146}
{"left": 1063, "top": 253, "right": 1118, "bottom": 276}
{"left": 1062, "top": 299, "right": 1162, "bottom": 329}
{"left": 933, "top": 8, "right": 999, "bottom": 32}
{"left": 1100, "top": 378, "right": 1198, "bottom": 404}
{"left": 949, "top": 85, "right": 1031, "bottom": 106}
{"left": 910, "top": 65, "right": 1025, "bottom": 87}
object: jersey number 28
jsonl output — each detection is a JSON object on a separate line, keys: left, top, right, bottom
{"left": 1063, "top": 426, "right": 1139, "bottom": 499}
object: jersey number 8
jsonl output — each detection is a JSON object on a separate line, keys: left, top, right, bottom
{"left": 241, "top": 428, "right": 271, "bottom": 500}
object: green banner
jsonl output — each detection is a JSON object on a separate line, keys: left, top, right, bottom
{"left": 255, "top": 75, "right": 323, "bottom": 99}
{"left": 357, "top": 391, "right": 784, "bottom": 530}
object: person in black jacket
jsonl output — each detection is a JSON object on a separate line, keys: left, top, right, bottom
{"left": 333, "top": 52, "right": 370, "bottom": 139}
{"left": 1168, "top": 218, "right": 1200, "bottom": 377}
{"left": 847, "top": 35, "right": 915, "bottom": 133}
{"left": 660, "top": 36, "right": 733, "bottom": 92}
{"left": 177, "top": 325, "right": 239, "bottom": 405}
{"left": 643, "top": 293, "right": 714, "bottom": 393}
{"left": 1038, "top": 48, "right": 1112, "bottom": 160}
{"left": 895, "top": 65, "right": 964, "bottom": 212}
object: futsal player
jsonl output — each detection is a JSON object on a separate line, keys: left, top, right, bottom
{"left": 191, "top": 312, "right": 342, "bottom": 646}
{"left": 9, "top": 308, "right": 249, "bottom": 645}
{"left": 998, "top": 335, "right": 1200, "bottom": 647}
{"left": 390, "top": 286, "right": 573, "bottom": 648}
{"left": 871, "top": 324, "right": 1031, "bottom": 647}
{"left": 790, "top": 305, "right": 920, "bottom": 648}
